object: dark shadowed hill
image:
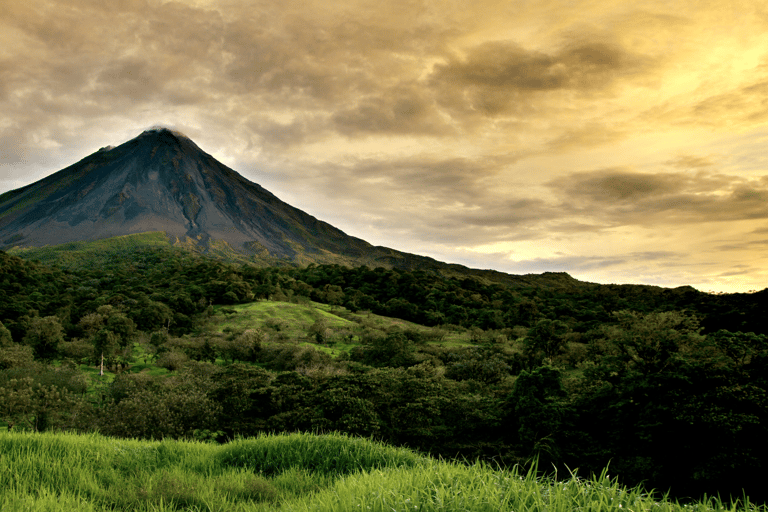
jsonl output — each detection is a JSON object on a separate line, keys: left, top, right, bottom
{"left": 0, "top": 128, "right": 599, "bottom": 289}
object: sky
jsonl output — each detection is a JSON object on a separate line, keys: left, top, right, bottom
{"left": 2, "top": 0, "right": 768, "bottom": 293}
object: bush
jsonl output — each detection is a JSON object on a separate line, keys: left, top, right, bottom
{"left": 260, "top": 344, "right": 332, "bottom": 372}
{"left": 100, "top": 386, "right": 221, "bottom": 440}
{"left": 156, "top": 351, "right": 189, "bottom": 372}
{"left": 264, "top": 317, "right": 289, "bottom": 332}
{"left": 0, "top": 345, "right": 34, "bottom": 370}
{"left": 222, "top": 291, "right": 240, "bottom": 304}
{"left": 57, "top": 338, "right": 93, "bottom": 364}
{"left": 108, "top": 372, "right": 157, "bottom": 404}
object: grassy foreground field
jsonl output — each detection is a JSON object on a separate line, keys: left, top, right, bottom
{"left": 0, "top": 431, "right": 761, "bottom": 512}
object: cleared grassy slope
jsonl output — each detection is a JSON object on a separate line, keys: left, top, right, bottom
{"left": 211, "top": 300, "right": 474, "bottom": 350}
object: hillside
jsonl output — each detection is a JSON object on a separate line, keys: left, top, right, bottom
{"left": 1, "top": 241, "right": 768, "bottom": 504}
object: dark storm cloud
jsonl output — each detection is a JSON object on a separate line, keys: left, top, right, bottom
{"left": 552, "top": 168, "right": 768, "bottom": 223}
{"left": 560, "top": 168, "right": 681, "bottom": 202}
{"left": 305, "top": 154, "right": 508, "bottom": 205}
{"left": 437, "top": 41, "right": 632, "bottom": 90}
{"left": 332, "top": 85, "right": 450, "bottom": 137}
{"left": 430, "top": 38, "right": 648, "bottom": 117}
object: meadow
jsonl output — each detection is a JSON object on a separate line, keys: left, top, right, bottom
{"left": 1, "top": 430, "right": 761, "bottom": 512}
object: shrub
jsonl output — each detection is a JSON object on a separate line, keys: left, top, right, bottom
{"left": 156, "top": 351, "right": 189, "bottom": 372}
{"left": 0, "top": 345, "right": 35, "bottom": 370}
{"left": 265, "top": 317, "right": 289, "bottom": 332}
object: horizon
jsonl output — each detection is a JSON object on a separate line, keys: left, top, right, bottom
{"left": 2, "top": 1, "right": 768, "bottom": 294}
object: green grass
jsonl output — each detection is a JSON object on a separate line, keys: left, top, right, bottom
{"left": 7, "top": 230, "right": 280, "bottom": 268}
{"left": 0, "top": 431, "right": 762, "bottom": 512}
{"left": 212, "top": 300, "right": 475, "bottom": 351}
{"left": 8, "top": 231, "right": 177, "bottom": 269}
{"left": 214, "top": 301, "right": 356, "bottom": 338}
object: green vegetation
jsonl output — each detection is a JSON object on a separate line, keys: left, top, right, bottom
{"left": 1, "top": 239, "right": 767, "bottom": 505}
{"left": 2, "top": 430, "right": 762, "bottom": 512}
{"left": 214, "top": 301, "right": 355, "bottom": 336}
{"left": 8, "top": 231, "right": 176, "bottom": 270}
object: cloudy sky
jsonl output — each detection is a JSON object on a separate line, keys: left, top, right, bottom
{"left": 2, "top": 0, "right": 768, "bottom": 293}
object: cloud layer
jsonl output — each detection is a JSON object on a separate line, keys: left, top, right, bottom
{"left": 2, "top": 0, "right": 768, "bottom": 292}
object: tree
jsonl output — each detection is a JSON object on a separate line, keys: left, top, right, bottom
{"left": 569, "top": 311, "right": 768, "bottom": 499}
{"left": 132, "top": 300, "right": 172, "bottom": 332}
{"left": 506, "top": 365, "right": 567, "bottom": 462}
{"left": 308, "top": 318, "right": 329, "bottom": 344}
{"left": 147, "top": 331, "right": 170, "bottom": 362}
{"left": 92, "top": 328, "right": 119, "bottom": 363}
{"left": 58, "top": 336, "right": 93, "bottom": 363}
{"left": 358, "top": 331, "right": 415, "bottom": 367}
{"left": 156, "top": 350, "right": 189, "bottom": 372}
{"left": 311, "top": 388, "right": 382, "bottom": 438}
{"left": 445, "top": 347, "right": 511, "bottom": 384}
{"left": 106, "top": 313, "right": 136, "bottom": 348}
{"left": 100, "top": 384, "right": 221, "bottom": 440}
{"left": 22, "top": 316, "right": 64, "bottom": 361}
{"left": 0, "top": 378, "right": 80, "bottom": 432}
{"left": 586, "top": 310, "right": 702, "bottom": 379}
{"left": 0, "top": 345, "right": 34, "bottom": 370}
{"left": 0, "top": 320, "right": 12, "bottom": 347}
{"left": 78, "top": 312, "right": 104, "bottom": 337}
{"left": 222, "top": 291, "right": 240, "bottom": 305}
{"left": 217, "top": 329, "right": 262, "bottom": 363}
{"left": 524, "top": 319, "right": 569, "bottom": 365}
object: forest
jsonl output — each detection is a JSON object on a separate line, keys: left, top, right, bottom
{"left": 1, "top": 240, "right": 767, "bottom": 505}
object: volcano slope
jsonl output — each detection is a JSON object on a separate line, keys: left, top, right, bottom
{"left": 0, "top": 128, "right": 596, "bottom": 290}
{"left": 0, "top": 128, "right": 387, "bottom": 263}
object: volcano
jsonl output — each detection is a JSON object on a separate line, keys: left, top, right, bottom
{"left": 0, "top": 128, "right": 592, "bottom": 289}
{"left": 0, "top": 128, "right": 399, "bottom": 264}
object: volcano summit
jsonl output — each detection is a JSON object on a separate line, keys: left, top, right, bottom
{"left": 0, "top": 128, "right": 390, "bottom": 264}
